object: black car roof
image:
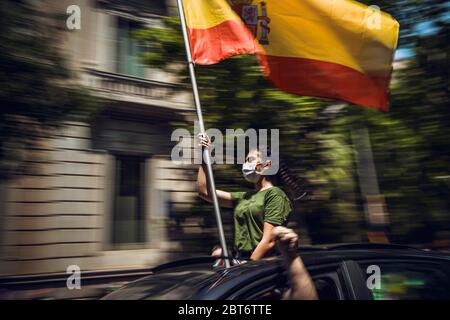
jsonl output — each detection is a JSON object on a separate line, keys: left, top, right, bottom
{"left": 150, "top": 243, "right": 450, "bottom": 274}
{"left": 101, "top": 243, "right": 450, "bottom": 300}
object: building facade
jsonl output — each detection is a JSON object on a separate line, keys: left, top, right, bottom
{"left": 0, "top": 0, "right": 202, "bottom": 277}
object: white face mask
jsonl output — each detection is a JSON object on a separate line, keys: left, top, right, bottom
{"left": 242, "top": 161, "right": 261, "bottom": 184}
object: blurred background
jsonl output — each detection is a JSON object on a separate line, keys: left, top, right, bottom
{"left": 0, "top": 0, "right": 448, "bottom": 299}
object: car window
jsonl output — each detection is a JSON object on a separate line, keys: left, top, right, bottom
{"left": 237, "top": 273, "right": 288, "bottom": 300}
{"left": 249, "top": 273, "right": 341, "bottom": 300}
{"left": 314, "top": 276, "right": 340, "bottom": 300}
{"left": 253, "top": 287, "right": 285, "bottom": 300}
{"left": 361, "top": 261, "right": 450, "bottom": 300}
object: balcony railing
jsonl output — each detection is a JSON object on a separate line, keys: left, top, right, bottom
{"left": 82, "top": 68, "right": 192, "bottom": 111}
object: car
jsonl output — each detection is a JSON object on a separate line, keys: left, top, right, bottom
{"left": 101, "top": 243, "right": 450, "bottom": 300}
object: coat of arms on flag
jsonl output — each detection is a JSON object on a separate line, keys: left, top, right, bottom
{"left": 228, "top": 0, "right": 271, "bottom": 45}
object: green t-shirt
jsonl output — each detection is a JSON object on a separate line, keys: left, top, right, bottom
{"left": 230, "top": 186, "right": 292, "bottom": 253}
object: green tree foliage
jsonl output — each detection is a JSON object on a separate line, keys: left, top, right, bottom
{"left": 350, "top": 0, "right": 450, "bottom": 243}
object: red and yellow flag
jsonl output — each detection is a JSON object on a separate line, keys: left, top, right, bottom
{"left": 182, "top": 0, "right": 400, "bottom": 112}
{"left": 182, "top": 0, "right": 261, "bottom": 64}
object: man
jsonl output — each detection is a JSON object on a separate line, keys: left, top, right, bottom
{"left": 272, "top": 226, "right": 318, "bottom": 300}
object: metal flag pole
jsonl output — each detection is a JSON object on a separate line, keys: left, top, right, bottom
{"left": 176, "top": 0, "right": 231, "bottom": 268}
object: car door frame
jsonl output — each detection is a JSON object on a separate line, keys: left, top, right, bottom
{"left": 223, "top": 262, "right": 352, "bottom": 300}
{"left": 338, "top": 260, "right": 373, "bottom": 300}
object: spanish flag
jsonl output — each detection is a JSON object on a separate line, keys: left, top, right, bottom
{"left": 182, "top": 0, "right": 399, "bottom": 112}
{"left": 182, "top": 0, "right": 261, "bottom": 64}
